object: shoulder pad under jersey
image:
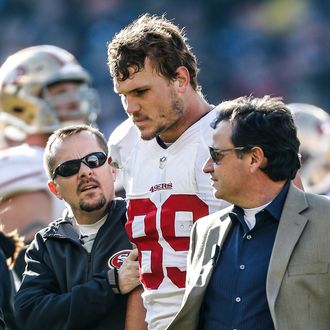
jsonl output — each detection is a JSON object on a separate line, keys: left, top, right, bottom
{"left": 108, "top": 118, "right": 140, "bottom": 169}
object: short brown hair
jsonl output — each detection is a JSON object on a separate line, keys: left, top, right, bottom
{"left": 43, "top": 124, "right": 108, "bottom": 179}
{"left": 107, "top": 13, "right": 201, "bottom": 92}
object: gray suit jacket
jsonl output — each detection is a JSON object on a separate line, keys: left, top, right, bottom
{"left": 167, "top": 183, "right": 330, "bottom": 330}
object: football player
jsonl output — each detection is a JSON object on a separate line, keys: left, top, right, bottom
{"left": 0, "top": 45, "right": 100, "bottom": 276}
{"left": 288, "top": 103, "right": 330, "bottom": 196}
{"left": 107, "top": 14, "right": 229, "bottom": 329}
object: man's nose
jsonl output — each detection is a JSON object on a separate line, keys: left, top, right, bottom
{"left": 203, "top": 157, "right": 214, "bottom": 174}
{"left": 78, "top": 162, "right": 92, "bottom": 177}
{"left": 125, "top": 97, "right": 141, "bottom": 114}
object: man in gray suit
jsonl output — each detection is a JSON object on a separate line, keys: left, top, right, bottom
{"left": 167, "top": 95, "right": 330, "bottom": 330}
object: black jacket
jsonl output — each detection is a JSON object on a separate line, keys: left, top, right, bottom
{"left": 0, "top": 308, "right": 4, "bottom": 330}
{"left": 0, "top": 246, "right": 10, "bottom": 330}
{"left": 0, "top": 232, "right": 20, "bottom": 330}
{"left": 15, "top": 199, "right": 131, "bottom": 330}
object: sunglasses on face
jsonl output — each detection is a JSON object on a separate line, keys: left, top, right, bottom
{"left": 208, "top": 146, "right": 248, "bottom": 165}
{"left": 52, "top": 151, "right": 107, "bottom": 180}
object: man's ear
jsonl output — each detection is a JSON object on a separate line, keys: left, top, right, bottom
{"left": 175, "top": 66, "right": 190, "bottom": 92}
{"left": 249, "top": 147, "right": 267, "bottom": 171}
{"left": 111, "top": 165, "right": 117, "bottom": 182}
{"left": 107, "top": 156, "right": 117, "bottom": 181}
{"left": 48, "top": 181, "right": 63, "bottom": 200}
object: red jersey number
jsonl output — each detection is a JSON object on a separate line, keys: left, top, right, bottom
{"left": 126, "top": 195, "right": 209, "bottom": 289}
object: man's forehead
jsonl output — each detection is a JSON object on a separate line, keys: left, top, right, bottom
{"left": 113, "top": 58, "right": 159, "bottom": 92}
{"left": 52, "top": 133, "right": 99, "bottom": 163}
{"left": 114, "top": 69, "right": 150, "bottom": 94}
{"left": 213, "top": 121, "right": 232, "bottom": 145}
{"left": 53, "top": 131, "right": 96, "bottom": 151}
{"left": 215, "top": 120, "right": 231, "bottom": 133}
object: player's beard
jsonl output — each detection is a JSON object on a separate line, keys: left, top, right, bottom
{"left": 79, "top": 195, "right": 106, "bottom": 212}
{"left": 141, "top": 91, "right": 185, "bottom": 141}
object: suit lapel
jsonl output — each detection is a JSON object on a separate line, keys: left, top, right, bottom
{"left": 267, "top": 184, "right": 309, "bottom": 313}
{"left": 204, "top": 212, "right": 233, "bottom": 268}
{"left": 183, "top": 211, "right": 233, "bottom": 304}
{"left": 199, "top": 212, "right": 232, "bottom": 283}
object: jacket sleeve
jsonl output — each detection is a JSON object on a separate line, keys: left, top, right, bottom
{"left": 14, "top": 233, "right": 126, "bottom": 330}
{"left": 0, "top": 307, "right": 4, "bottom": 330}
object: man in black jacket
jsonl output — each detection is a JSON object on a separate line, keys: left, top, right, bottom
{"left": 15, "top": 125, "right": 140, "bottom": 330}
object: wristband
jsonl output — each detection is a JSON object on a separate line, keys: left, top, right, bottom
{"left": 107, "top": 268, "right": 122, "bottom": 294}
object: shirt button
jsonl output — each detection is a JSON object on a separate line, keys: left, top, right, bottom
{"left": 246, "top": 234, "right": 252, "bottom": 240}
{"left": 239, "top": 264, "right": 245, "bottom": 270}
{"left": 235, "top": 297, "right": 241, "bottom": 303}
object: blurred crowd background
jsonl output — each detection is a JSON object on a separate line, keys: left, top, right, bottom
{"left": 0, "top": 0, "right": 329, "bottom": 137}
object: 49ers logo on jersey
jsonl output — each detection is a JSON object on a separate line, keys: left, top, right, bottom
{"left": 108, "top": 249, "right": 132, "bottom": 269}
{"left": 149, "top": 182, "right": 173, "bottom": 193}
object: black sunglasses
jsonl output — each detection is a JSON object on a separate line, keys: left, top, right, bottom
{"left": 52, "top": 152, "right": 107, "bottom": 180}
{"left": 208, "top": 146, "right": 248, "bottom": 165}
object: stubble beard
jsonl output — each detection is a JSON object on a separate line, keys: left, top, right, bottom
{"left": 140, "top": 92, "right": 185, "bottom": 141}
{"left": 79, "top": 195, "right": 107, "bottom": 212}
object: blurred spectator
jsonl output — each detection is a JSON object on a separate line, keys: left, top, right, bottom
{"left": 288, "top": 102, "right": 330, "bottom": 195}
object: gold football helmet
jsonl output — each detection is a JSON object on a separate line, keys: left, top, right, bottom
{"left": 0, "top": 45, "right": 100, "bottom": 134}
{"left": 288, "top": 103, "right": 330, "bottom": 194}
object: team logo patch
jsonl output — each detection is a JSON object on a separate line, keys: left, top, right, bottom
{"left": 108, "top": 249, "right": 132, "bottom": 269}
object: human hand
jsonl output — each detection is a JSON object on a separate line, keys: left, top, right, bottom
{"left": 117, "top": 248, "right": 140, "bottom": 294}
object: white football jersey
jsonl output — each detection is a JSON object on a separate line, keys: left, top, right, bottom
{"left": 109, "top": 108, "right": 229, "bottom": 329}
{"left": 0, "top": 144, "right": 65, "bottom": 220}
